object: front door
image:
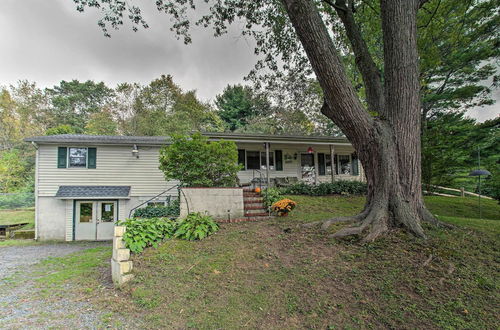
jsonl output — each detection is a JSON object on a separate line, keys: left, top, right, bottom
{"left": 75, "top": 201, "right": 117, "bottom": 240}
{"left": 300, "top": 153, "right": 316, "bottom": 183}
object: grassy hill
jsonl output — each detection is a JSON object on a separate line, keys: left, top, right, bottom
{"left": 105, "top": 195, "right": 498, "bottom": 329}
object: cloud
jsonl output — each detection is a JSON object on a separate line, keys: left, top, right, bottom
{"left": 0, "top": 0, "right": 257, "bottom": 101}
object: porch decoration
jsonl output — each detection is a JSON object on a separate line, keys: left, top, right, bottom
{"left": 307, "top": 146, "right": 314, "bottom": 154}
{"left": 254, "top": 187, "right": 261, "bottom": 194}
{"left": 271, "top": 198, "right": 297, "bottom": 216}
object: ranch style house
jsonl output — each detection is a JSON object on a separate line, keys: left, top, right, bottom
{"left": 25, "top": 133, "right": 364, "bottom": 241}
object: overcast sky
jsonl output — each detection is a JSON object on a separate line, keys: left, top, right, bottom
{"left": 0, "top": 0, "right": 498, "bottom": 122}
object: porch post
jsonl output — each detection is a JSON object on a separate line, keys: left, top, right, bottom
{"left": 330, "top": 144, "right": 335, "bottom": 183}
{"left": 265, "top": 142, "right": 271, "bottom": 188}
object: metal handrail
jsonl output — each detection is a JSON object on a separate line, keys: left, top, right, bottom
{"left": 252, "top": 169, "right": 264, "bottom": 191}
{"left": 128, "top": 184, "right": 180, "bottom": 218}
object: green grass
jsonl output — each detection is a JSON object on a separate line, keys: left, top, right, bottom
{"left": 79, "top": 194, "right": 496, "bottom": 329}
{"left": 425, "top": 195, "right": 499, "bottom": 220}
{"left": 0, "top": 207, "right": 35, "bottom": 228}
{"left": 2, "top": 195, "right": 498, "bottom": 329}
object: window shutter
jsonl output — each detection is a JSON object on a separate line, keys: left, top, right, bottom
{"left": 351, "top": 153, "right": 359, "bottom": 176}
{"left": 275, "top": 150, "right": 283, "bottom": 171}
{"left": 334, "top": 154, "right": 338, "bottom": 175}
{"left": 318, "top": 153, "right": 326, "bottom": 175}
{"left": 57, "top": 147, "right": 67, "bottom": 168}
{"left": 88, "top": 148, "right": 97, "bottom": 169}
{"left": 237, "top": 149, "right": 246, "bottom": 169}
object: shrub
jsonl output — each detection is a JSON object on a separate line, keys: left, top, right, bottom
{"left": 281, "top": 181, "right": 367, "bottom": 196}
{"left": 0, "top": 192, "right": 35, "bottom": 209}
{"left": 174, "top": 212, "right": 219, "bottom": 241}
{"left": 118, "top": 217, "right": 177, "bottom": 253}
{"left": 133, "top": 200, "right": 180, "bottom": 218}
{"left": 271, "top": 198, "right": 297, "bottom": 216}
{"left": 262, "top": 187, "right": 283, "bottom": 209}
{"left": 159, "top": 133, "right": 241, "bottom": 187}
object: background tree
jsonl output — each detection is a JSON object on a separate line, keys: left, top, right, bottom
{"left": 215, "top": 84, "right": 269, "bottom": 131}
{"left": 85, "top": 108, "right": 118, "bottom": 135}
{"left": 45, "top": 79, "right": 115, "bottom": 131}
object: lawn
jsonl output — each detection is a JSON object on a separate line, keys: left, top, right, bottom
{"left": 0, "top": 207, "right": 35, "bottom": 228}
{"left": 85, "top": 195, "right": 498, "bottom": 329}
{"left": 2, "top": 195, "right": 499, "bottom": 328}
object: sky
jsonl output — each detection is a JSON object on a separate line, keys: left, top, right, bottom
{"left": 0, "top": 0, "right": 498, "bottom": 122}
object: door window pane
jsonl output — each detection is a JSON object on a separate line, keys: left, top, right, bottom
{"left": 246, "top": 151, "right": 260, "bottom": 170}
{"left": 101, "top": 203, "right": 115, "bottom": 222}
{"left": 69, "top": 147, "right": 87, "bottom": 168}
{"left": 260, "top": 151, "right": 274, "bottom": 170}
{"left": 79, "top": 203, "right": 93, "bottom": 223}
{"left": 301, "top": 154, "right": 315, "bottom": 167}
{"left": 338, "top": 155, "right": 351, "bottom": 175}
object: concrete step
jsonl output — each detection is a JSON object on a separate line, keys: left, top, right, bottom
{"left": 243, "top": 192, "right": 260, "bottom": 197}
{"left": 245, "top": 209, "right": 268, "bottom": 215}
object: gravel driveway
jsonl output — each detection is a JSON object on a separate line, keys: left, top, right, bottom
{"left": 0, "top": 242, "right": 108, "bottom": 279}
{"left": 0, "top": 241, "right": 129, "bottom": 329}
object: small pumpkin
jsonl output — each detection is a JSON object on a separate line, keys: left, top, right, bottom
{"left": 254, "top": 187, "right": 261, "bottom": 194}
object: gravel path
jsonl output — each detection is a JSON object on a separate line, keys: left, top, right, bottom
{"left": 0, "top": 242, "right": 109, "bottom": 279}
{"left": 0, "top": 242, "right": 130, "bottom": 329}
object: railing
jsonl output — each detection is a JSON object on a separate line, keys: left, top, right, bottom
{"left": 128, "top": 185, "right": 180, "bottom": 218}
{"left": 252, "top": 169, "right": 264, "bottom": 191}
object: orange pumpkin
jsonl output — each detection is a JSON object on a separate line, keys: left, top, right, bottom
{"left": 254, "top": 187, "right": 261, "bottom": 194}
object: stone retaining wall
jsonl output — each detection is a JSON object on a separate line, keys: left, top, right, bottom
{"left": 179, "top": 187, "right": 244, "bottom": 221}
{"left": 111, "top": 226, "right": 134, "bottom": 287}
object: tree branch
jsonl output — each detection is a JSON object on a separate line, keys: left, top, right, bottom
{"left": 281, "top": 0, "right": 376, "bottom": 148}
{"left": 329, "top": 0, "right": 385, "bottom": 113}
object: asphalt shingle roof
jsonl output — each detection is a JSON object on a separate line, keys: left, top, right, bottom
{"left": 55, "top": 186, "right": 131, "bottom": 198}
{"left": 24, "top": 133, "right": 349, "bottom": 145}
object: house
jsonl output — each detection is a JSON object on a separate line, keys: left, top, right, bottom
{"left": 25, "top": 133, "right": 364, "bottom": 241}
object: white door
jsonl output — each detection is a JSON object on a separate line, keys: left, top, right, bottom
{"left": 75, "top": 201, "right": 117, "bottom": 240}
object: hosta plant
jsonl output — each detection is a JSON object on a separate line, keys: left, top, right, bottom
{"left": 118, "top": 217, "right": 176, "bottom": 253}
{"left": 174, "top": 212, "right": 219, "bottom": 241}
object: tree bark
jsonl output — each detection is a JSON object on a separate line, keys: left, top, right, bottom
{"left": 282, "top": 0, "right": 437, "bottom": 240}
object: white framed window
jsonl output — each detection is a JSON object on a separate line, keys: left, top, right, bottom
{"left": 68, "top": 147, "right": 88, "bottom": 168}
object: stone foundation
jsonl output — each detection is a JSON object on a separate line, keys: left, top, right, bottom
{"left": 111, "top": 226, "right": 134, "bottom": 287}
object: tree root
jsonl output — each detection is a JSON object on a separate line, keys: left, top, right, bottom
{"left": 419, "top": 206, "right": 454, "bottom": 229}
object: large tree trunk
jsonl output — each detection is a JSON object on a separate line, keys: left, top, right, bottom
{"left": 283, "top": 0, "right": 439, "bottom": 240}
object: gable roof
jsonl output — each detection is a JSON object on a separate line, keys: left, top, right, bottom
{"left": 25, "top": 132, "right": 349, "bottom": 146}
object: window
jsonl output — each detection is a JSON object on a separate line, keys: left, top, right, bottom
{"left": 318, "top": 153, "right": 334, "bottom": 176}
{"left": 79, "top": 202, "right": 93, "bottom": 223}
{"left": 338, "top": 155, "right": 351, "bottom": 175}
{"left": 246, "top": 151, "right": 260, "bottom": 170}
{"left": 58, "top": 147, "right": 96, "bottom": 169}
{"left": 68, "top": 147, "right": 87, "bottom": 168}
{"left": 100, "top": 202, "right": 115, "bottom": 222}
{"left": 260, "top": 151, "right": 274, "bottom": 170}
{"left": 237, "top": 149, "right": 246, "bottom": 168}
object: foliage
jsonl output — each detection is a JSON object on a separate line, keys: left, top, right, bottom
{"left": 45, "top": 124, "right": 76, "bottom": 136}
{"left": 118, "top": 217, "right": 177, "bottom": 253}
{"left": 0, "top": 150, "right": 29, "bottom": 192}
{"left": 85, "top": 108, "right": 118, "bottom": 135}
{"left": 271, "top": 198, "right": 297, "bottom": 216}
{"left": 281, "top": 181, "right": 367, "bottom": 196}
{"left": 0, "top": 192, "right": 35, "bottom": 209}
{"left": 133, "top": 200, "right": 180, "bottom": 218}
{"left": 215, "top": 84, "right": 269, "bottom": 131}
{"left": 123, "top": 75, "right": 223, "bottom": 136}
{"left": 173, "top": 212, "right": 219, "bottom": 241}
{"left": 159, "top": 133, "right": 241, "bottom": 187}
{"left": 45, "top": 79, "right": 115, "bottom": 130}
{"left": 262, "top": 187, "right": 283, "bottom": 209}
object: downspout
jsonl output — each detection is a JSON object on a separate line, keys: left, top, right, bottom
{"left": 31, "top": 141, "right": 39, "bottom": 240}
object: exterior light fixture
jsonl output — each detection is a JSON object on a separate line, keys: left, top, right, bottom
{"left": 132, "top": 145, "right": 139, "bottom": 159}
{"left": 468, "top": 148, "right": 492, "bottom": 219}
{"left": 307, "top": 147, "right": 314, "bottom": 154}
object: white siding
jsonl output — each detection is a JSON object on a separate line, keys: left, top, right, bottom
{"left": 38, "top": 144, "right": 177, "bottom": 197}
